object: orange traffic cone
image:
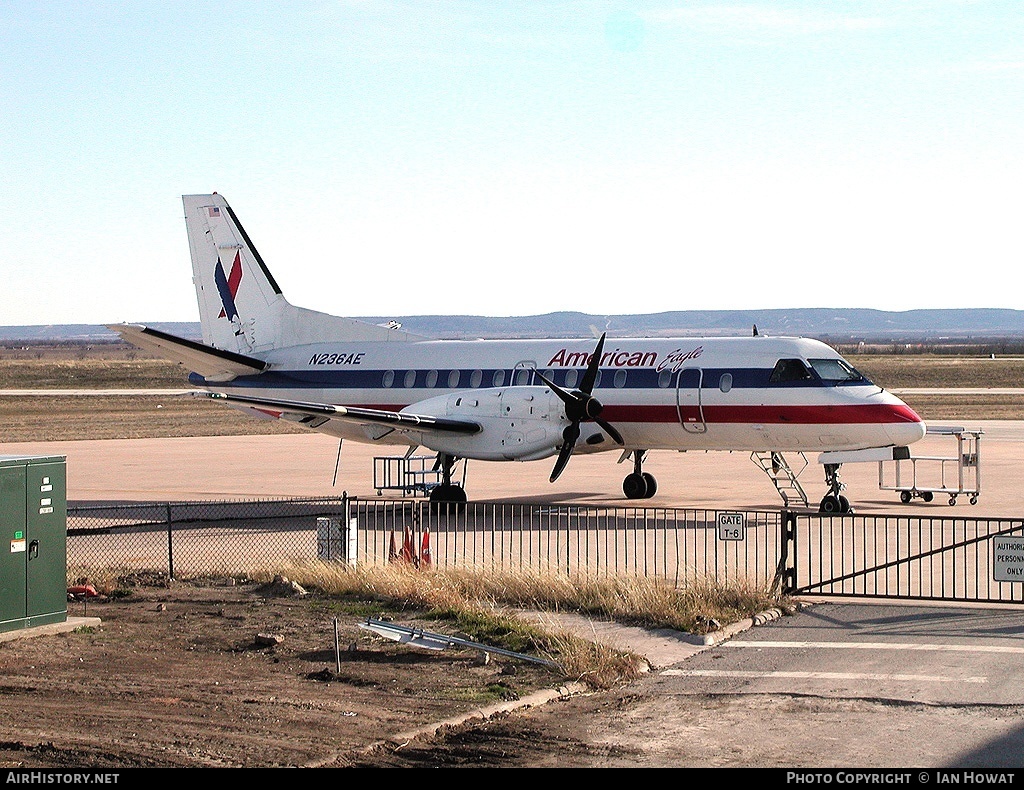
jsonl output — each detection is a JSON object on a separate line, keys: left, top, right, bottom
{"left": 420, "top": 528, "right": 432, "bottom": 568}
{"left": 388, "top": 530, "right": 398, "bottom": 563}
{"left": 401, "top": 525, "right": 417, "bottom": 565}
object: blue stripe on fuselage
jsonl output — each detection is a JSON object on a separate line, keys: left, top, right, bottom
{"left": 188, "top": 366, "right": 862, "bottom": 390}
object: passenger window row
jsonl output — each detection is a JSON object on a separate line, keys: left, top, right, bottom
{"left": 377, "top": 368, "right": 737, "bottom": 391}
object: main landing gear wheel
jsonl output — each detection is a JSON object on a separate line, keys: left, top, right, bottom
{"left": 623, "top": 473, "right": 647, "bottom": 499}
{"left": 622, "top": 451, "right": 657, "bottom": 500}
{"left": 429, "top": 483, "right": 467, "bottom": 512}
{"left": 430, "top": 453, "right": 467, "bottom": 512}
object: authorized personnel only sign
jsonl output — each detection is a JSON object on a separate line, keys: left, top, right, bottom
{"left": 993, "top": 535, "right": 1024, "bottom": 582}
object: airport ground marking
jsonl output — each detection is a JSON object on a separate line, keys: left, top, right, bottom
{"left": 723, "top": 641, "right": 1024, "bottom": 654}
{"left": 660, "top": 669, "right": 987, "bottom": 683}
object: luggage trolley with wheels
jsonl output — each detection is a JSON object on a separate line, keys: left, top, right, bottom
{"left": 374, "top": 455, "right": 446, "bottom": 497}
{"left": 878, "top": 426, "right": 982, "bottom": 506}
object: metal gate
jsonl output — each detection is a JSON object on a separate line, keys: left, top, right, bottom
{"left": 783, "top": 510, "right": 1024, "bottom": 605}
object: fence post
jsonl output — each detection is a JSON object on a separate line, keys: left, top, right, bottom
{"left": 771, "top": 509, "right": 797, "bottom": 595}
{"left": 166, "top": 502, "right": 175, "bottom": 581}
{"left": 343, "top": 492, "right": 357, "bottom": 567}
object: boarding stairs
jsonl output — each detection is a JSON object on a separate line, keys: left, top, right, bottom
{"left": 751, "top": 451, "right": 810, "bottom": 507}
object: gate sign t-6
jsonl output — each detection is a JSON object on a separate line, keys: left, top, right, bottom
{"left": 717, "top": 512, "right": 745, "bottom": 541}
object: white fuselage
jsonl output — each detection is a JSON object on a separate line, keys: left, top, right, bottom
{"left": 190, "top": 334, "right": 926, "bottom": 460}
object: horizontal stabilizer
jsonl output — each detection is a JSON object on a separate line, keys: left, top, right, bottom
{"left": 199, "top": 391, "right": 481, "bottom": 435}
{"left": 109, "top": 324, "right": 267, "bottom": 381}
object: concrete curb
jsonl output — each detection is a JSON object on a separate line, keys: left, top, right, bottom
{"left": 752, "top": 607, "right": 784, "bottom": 626}
{"left": 335, "top": 681, "right": 591, "bottom": 762}
{"left": 0, "top": 616, "right": 102, "bottom": 644}
{"left": 359, "top": 606, "right": 793, "bottom": 758}
{"left": 386, "top": 681, "right": 590, "bottom": 746}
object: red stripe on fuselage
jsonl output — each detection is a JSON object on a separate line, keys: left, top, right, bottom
{"left": 601, "top": 403, "right": 922, "bottom": 425}
{"left": 359, "top": 402, "right": 922, "bottom": 425}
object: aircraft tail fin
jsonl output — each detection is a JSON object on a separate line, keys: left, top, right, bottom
{"left": 183, "top": 193, "right": 423, "bottom": 354}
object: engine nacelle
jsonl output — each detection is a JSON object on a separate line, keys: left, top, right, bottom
{"left": 402, "top": 386, "right": 570, "bottom": 461}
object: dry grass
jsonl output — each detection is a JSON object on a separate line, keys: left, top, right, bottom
{"left": 0, "top": 395, "right": 303, "bottom": 441}
{"left": 848, "top": 354, "right": 1024, "bottom": 390}
{"left": 895, "top": 392, "right": 1024, "bottom": 421}
{"left": 253, "top": 561, "right": 785, "bottom": 689}
{"left": 0, "top": 348, "right": 187, "bottom": 389}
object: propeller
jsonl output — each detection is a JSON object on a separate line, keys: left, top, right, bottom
{"left": 533, "top": 332, "right": 624, "bottom": 483}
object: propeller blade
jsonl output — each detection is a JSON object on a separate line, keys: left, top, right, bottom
{"left": 596, "top": 417, "right": 624, "bottom": 446}
{"left": 533, "top": 369, "right": 574, "bottom": 408}
{"left": 540, "top": 334, "right": 624, "bottom": 481}
{"left": 549, "top": 423, "right": 580, "bottom": 483}
{"left": 549, "top": 445, "right": 574, "bottom": 483}
{"left": 579, "top": 332, "right": 607, "bottom": 395}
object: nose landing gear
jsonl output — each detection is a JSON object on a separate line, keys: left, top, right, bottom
{"left": 819, "top": 462, "right": 852, "bottom": 514}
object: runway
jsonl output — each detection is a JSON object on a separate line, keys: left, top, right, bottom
{"left": 1, "top": 418, "right": 1019, "bottom": 517}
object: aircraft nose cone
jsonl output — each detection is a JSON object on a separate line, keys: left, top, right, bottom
{"left": 885, "top": 402, "right": 927, "bottom": 446}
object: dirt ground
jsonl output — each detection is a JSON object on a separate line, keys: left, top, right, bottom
{"left": 0, "top": 575, "right": 602, "bottom": 769}
{"left": 20, "top": 578, "right": 1019, "bottom": 771}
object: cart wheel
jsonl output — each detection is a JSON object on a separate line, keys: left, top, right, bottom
{"left": 922, "top": 491, "right": 934, "bottom": 503}
{"left": 900, "top": 491, "right": 912, "bottom": 504}
{"left": 970, "top": 496, "right": 978, "bottom": 505}
{"left": 948, "top": 496, "right": 957, "bottom": 506}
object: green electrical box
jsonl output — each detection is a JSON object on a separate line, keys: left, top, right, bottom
{"left": 0, "top": 455, "right": 68, "bottom": 634}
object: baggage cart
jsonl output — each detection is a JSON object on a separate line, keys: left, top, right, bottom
{"left": 878, "top": 426, "right": 982, "bottom": 505}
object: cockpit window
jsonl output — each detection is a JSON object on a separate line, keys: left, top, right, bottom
{"left": 808, "top": 358, "right": 868, "bottom": 384}
{"left": 769, "top": 359, "right": 814, "bottom": 383}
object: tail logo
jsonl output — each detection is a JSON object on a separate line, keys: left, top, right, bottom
{"left": 214, "top": 251, "right": 243, "bottom": 320}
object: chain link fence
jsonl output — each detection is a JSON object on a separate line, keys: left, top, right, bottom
{"left": 67, "top": 497, "right": 785, "bottom": 589}
{"left": 66, "top": 497, "right": 1024, "bottom": 605}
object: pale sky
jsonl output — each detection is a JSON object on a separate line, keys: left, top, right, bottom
{"left": 2, "top": 1, "right": 1022, "bottom": 326}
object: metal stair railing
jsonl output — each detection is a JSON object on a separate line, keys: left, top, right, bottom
{"left": 751, "top": 451, "right": 809, "bottom": 507}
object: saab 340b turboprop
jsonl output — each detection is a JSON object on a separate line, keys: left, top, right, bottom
{"left": 112, "top": 193, "right": 927, "bottom": 512}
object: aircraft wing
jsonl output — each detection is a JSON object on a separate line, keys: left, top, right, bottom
{"left": 198, "top": 391, "right": 482, "bottom": 435}
{"left": 110, "top": 324, "right": 267, "bottom": 381}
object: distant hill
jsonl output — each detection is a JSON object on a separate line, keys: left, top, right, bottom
{"left": 352, "top": 308, "right": 1024, "bottom": 341}
{"left": 0, "top": 323, "right": 204, "bottom": 344}
{"left": 3, "top": 308, "right": 1024, "bottom": 343}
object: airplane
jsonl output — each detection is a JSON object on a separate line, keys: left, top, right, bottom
{"left": 111, "top": 192, "right": 927, "bottom": 513}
